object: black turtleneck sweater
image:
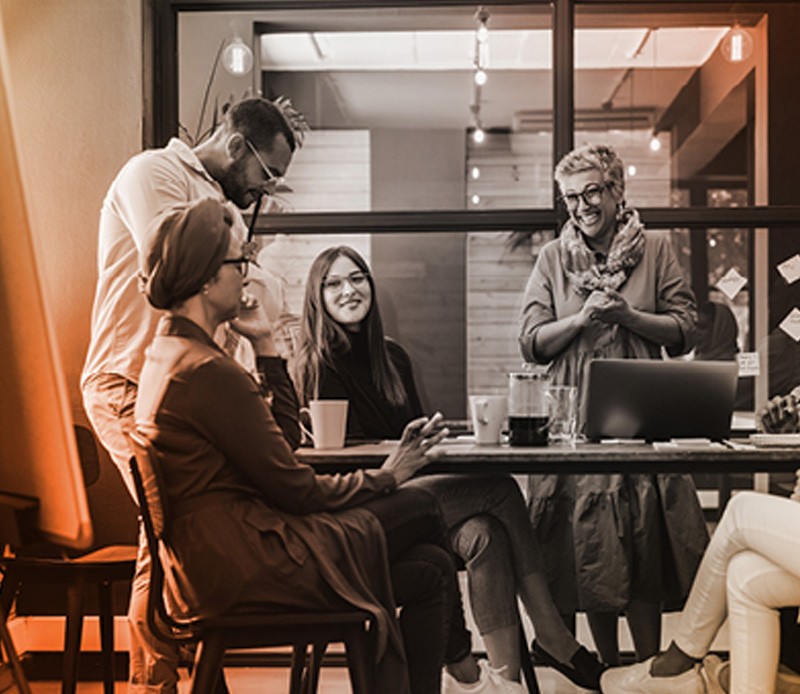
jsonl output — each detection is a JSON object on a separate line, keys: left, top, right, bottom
{"left": 317, "top": 330, "right": 423, "bottom": 441}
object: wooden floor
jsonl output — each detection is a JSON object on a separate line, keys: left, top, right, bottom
{"left": 27, "top": 664, "right": 597, "bottom": 693}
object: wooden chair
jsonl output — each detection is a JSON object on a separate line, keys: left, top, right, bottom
{"left": 0, "top": 424, "right": 138, "bottom": 694}
{"left": 127, "top": 430, "right": 377, "bottom": 694}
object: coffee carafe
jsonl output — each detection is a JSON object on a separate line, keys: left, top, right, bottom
{"left": 508, "top": 365, "right": 550, "bottom": 446}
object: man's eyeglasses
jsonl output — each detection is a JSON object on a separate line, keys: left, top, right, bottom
{"left": 322, "top": 271, "right": 370, "bottom": 293}
{"left": 245, "top": 138, "right": 286, "bottom": 191}
{"left": 560, "top": 182, "right": 607, "bottom": 212}
{"left": 222, "top": 257, "right": 249, "bottom": 278}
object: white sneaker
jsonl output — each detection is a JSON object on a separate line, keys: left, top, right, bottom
{"left": 442, "top": 660, "right": 527, "bottom": 693}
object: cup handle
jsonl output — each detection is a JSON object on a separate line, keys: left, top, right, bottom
{"left": 299, "top": 406, "right": 315, "bottom": 445}
{"left": 475, "top": 398, "right": 489, "bottom": 425}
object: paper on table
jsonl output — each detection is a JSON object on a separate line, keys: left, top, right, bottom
{"left": 654, "top": 439, "right": 724, "bottom": 450}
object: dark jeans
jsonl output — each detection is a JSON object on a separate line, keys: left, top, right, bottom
{"left": 363, "top": 487, "right": 473, "bottom": 694}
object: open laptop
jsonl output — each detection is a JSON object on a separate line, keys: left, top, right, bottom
{"left": 584, "top": 358, "right": 739, "bottom": 442}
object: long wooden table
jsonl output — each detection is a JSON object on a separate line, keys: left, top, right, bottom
{"left": 297, "top": 439, "right": 800, "bottom": 476}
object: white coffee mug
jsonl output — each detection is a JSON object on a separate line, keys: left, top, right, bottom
{"left": 469, "top": 394, "right": 508, "bottom": 445}
{"left": 300, "top": 399, "right": 349, "bottom": 449}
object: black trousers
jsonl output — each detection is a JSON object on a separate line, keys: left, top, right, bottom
{"left": 363, "top": 486, "right": 473, "bottom": 694}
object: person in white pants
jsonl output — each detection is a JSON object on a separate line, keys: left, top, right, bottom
{"left": 601, "top": 389, "right": 800, "bottom": 694}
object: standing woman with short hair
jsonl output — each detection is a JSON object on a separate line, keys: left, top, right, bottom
{"left": 519, "top": 143, "right": 707, "bottom": 665}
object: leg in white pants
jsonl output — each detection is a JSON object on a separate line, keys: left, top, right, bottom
{"left": 673, "top": 492, "right": 800, "bottom": 692}
{"left": 726, "top": 550, "right": 800, "bottom": 693}
{"left": 83, "top": 375, "right": 180, "bottom": 694}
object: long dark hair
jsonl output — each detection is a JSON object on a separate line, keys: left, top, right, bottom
{"left": 295, "top": 246, "right": 407, "bottom": 407}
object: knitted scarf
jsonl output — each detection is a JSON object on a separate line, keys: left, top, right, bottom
{"left": 559, "top": 206, "right": 646, "bottom": 297}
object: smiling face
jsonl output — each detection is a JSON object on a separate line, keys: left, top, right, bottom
{"left": 205, "top": 234, "right": 247, "bottom": 324}
{"left": 218, "top": 133, "right": 293, "bottom": 210}
{"left": 559, "top": 168, "right": 621, "bottom": 251}
{"left": 322, "top": 255, "right": 373, "bottom": 332}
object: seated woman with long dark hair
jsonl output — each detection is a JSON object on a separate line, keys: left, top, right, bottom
{"left": 134, "top": 198, "right": 515, "bottom": 694}
{"left": 294, "top": 245, "right": 606, "bottom": 691}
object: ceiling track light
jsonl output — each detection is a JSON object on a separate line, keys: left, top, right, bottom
{"left": 649, "top": 134, "right": 662, "bottom": 152}
{"left": 475, "top": 7, "right": 489, "bottom": 44}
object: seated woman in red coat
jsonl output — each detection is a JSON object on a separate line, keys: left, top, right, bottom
{"left": 134, "top": 198, "right": 509, "bottom": 694}
{"left": 294, "top": 245, "right": 606, "bottom": 692}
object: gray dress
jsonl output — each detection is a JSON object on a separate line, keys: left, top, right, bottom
{"left": 519, "top": 229, "right": 709, "bottom": 613}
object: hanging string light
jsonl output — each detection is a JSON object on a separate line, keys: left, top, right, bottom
{"left": 470, "top": 7, "right": 490, "bottom": 145}
{"left": 648, "top": 28, "right": 662, "bottom": 153}
{"left": 627, "top": 63, "right": 637, "bottom": 177}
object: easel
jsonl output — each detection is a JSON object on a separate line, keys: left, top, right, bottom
{"left": 0, "top": 492, "right": 39, "bottom": 694}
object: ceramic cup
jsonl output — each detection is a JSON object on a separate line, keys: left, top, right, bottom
{"left": 300, "top": 399, "right": 349, "bottom": 449}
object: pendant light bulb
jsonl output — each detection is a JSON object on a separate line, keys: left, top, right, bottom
{"left": 222, "top": 37, "right": 254, "bottom": 76}
{"left": 720, "top": 24, "right": 753, "bottom": 63}
{"left": 473, "top": 127, "right": 486, "bottom": 144}
{"left": 627, "top": 164, "right": 637, "bottom": 177}
{"left": 474, "top": 69, "right": 488, "bottom": 87}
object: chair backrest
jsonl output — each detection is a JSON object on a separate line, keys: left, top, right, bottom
{"left": 128, "top": 430, "right": 196, "bottom": 645}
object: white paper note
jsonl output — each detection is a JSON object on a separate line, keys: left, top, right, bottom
{"left": 777, "top": 255, "right": 800, "bottom": 285}
{"left": 737, "top": 351, "right": 760, "bottom": 377}
{"left": 716, "top": 267, "right": 747, "bottom": 300}
{"left": 779, "top": 307, "right": 800, "bottom": 342}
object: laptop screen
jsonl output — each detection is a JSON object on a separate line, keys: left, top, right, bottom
{"left": 584, "top": 359, "right": 739, "bottom": 441}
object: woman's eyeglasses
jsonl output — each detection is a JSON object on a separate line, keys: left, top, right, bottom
{"left": 560, "top": 182, "right": 607, "bottom": 211}
{"left": 322, "top": 271, "right": 370, "bottom": 292}
{"left": 222, "top": 257, "right": 249, "bottom": 278}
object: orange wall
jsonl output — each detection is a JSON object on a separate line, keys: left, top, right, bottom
{"left": 0, "top": 0, "right": 142, "bottom": 422}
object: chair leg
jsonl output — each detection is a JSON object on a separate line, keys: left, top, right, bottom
{"left": 190, "top": 635, "right": 226, "bottom": 694}
{"left": 303, "top": 641, "right": 327, "bottom": 694}
{"left": 518, "top": 624, "right": 540, "bottom": 694}
{"left": 289, "top": 644, "right": 307, "bottom": 694}
{"left": 344, "top": 627, "right": 374, "bottom": 694}
{"left": 0, "top": 610, "right": 33, "bottom": 694}
{"left": 98, "top": 580, "right": 116, "bottom": 694}
{"left": 62, "top": 579, "right": 87, "bottom": 694}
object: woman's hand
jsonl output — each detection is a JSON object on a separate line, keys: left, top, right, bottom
{"left": 757, "top": 393, "right": 800, "bottom": 433}
{"left": 577, "top": 290, "right": 610, "bottom": 327}
{"left": 230, "top": 278, "right": 278, "bottom": 356}
{"left": 380, "top": 412, "right": 449, "bottom": 486}
{"left": 590, "top": 288, "right": 632, "bottom": 326}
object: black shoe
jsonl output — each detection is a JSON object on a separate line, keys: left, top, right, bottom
{"left": 531, "top": 639, "right": 606, "bottom": 691}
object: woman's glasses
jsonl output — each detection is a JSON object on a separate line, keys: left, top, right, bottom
{"left": 322, "top": 271, "right": 370, "bottom": 292}
{"left": 222, "top": 257, "right": 249, "bottom": 277}
{"left": 560, "top": 182, "right": 607, "bottom": 212}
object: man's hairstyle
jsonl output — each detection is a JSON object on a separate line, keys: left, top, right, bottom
{"left": 224, "top": 96, "right": 307, "bottom": 154}
{"left": 554, "top": 143, "right": 626, "bottom": 200}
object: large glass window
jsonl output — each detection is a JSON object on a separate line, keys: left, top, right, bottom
{"left": 164, "top": 0, "right": 800, "bottom": 419}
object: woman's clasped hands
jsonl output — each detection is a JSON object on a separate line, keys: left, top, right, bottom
{"left": 580, "top": 288, "right": 631, "bottom": 327}
{"left": 381, "top": 412, "right": 449, "bottom": 486}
